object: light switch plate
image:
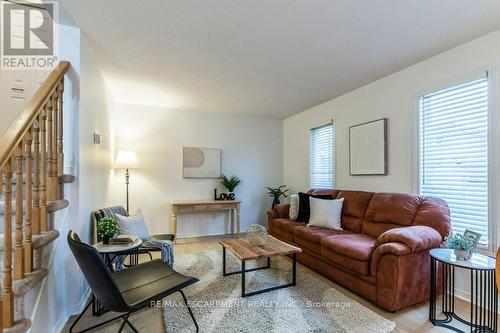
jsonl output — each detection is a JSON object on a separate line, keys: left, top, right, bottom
{"left": 93, "top": 132, "right": 103, "bottom": 145}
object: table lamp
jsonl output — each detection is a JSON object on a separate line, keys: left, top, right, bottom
{"left": 115, "top": 150, "right": 138, "bottom": 213}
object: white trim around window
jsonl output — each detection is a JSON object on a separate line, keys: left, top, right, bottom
{"left": 413, "top": 67, "right": 498, "bottom": 254}
{"left": 310, "top": 120, "right": 335, "bottom": 189}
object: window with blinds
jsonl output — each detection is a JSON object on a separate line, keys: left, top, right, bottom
{"left": 419, "top": 75, "right": 489, "bottom": 246}
{"left": 310, "top": 123, "right": 334, "bottom": 188}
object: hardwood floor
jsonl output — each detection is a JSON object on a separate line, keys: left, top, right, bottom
{"left": 63, "top": 235, "right": 478, "bottom": 333}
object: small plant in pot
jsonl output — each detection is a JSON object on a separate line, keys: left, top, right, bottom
{"left": 266, "top": 185, "right": 289, "bottom": 209}
{"left": 220, "top": 174, "right": 241, "bottom": 200}
{"left": 446, "top": 233, "right": 475, "bottom": 260}
{"left": 97, "top": 217, "right": 119, "bottom": 244}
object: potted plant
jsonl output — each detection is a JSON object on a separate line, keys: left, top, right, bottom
{"left": 220, "top": 174, "right": 241, "bottom": 200}
{"left": 97, "top": 217, "right": 119, "bottom": 244}
{"left": 266, "top": 185, "right": 289, "bottom": 208}
{"left": 446, "top": 233, "right": 475, "bottom": 260}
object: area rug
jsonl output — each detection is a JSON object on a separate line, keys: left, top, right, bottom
{"left": 162, "top": 250, "right": 396, "bottom": 333}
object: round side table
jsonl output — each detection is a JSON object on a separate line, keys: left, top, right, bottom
{"left": 93, "top": 236, "right": 143, "bottom": 270}
{"left": 429, "top": 248, "right": 497, "bottom": 333}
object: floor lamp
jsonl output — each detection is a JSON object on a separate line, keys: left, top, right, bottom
{"left": 115, "top": 150, "right": 138, "bottom": 214}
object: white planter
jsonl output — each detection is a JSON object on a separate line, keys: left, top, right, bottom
{"left": 454, "top": 249, "right": 471, "bottom": 260}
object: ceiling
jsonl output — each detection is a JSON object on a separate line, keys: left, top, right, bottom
{"left": 61, "top": 0, "right": 500, "bottom": 119}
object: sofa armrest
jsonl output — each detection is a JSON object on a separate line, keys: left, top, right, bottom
{"left": 269, "top": 204, "right": 290, "bottom": 219}
{"left": 376, "top": 225, "right": 442, "bottom": 253}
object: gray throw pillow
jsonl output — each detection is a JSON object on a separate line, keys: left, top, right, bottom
{"left": 115, "top": 209, "right": 150, "bottom": 240}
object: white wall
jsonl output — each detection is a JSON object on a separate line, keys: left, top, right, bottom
{"left": 284, "top": 29, "right": 500, "bottom": 197}
{"left": 283, "top": 28, "right": 500, "bottom": 298}
{"left": 29, "top": 29, "right": 115, "bottom": 332}
{"left": 106, "top": 103, "right": 283, "bottom": 238}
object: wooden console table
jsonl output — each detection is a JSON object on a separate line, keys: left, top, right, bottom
{"left": 171, "top": 200, "right": 241, "bottom": 239}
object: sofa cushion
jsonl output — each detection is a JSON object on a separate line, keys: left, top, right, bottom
{"left": 321, "top": 234, "right": 376, "bottom": 261}
{"left": 336, "top": 190, "right": 374, "bottom": 233}
{"left": 270, "top": 218, "right": 303, "bottom": 242}
{"left": 307, "top": 189, "right": 339, "bottom": 197}
{"left": 321, "top": 249, "right": 370, "bottom": 276}
{"left": 362, "top": 193, "right": 423, "bottom": 238}
{"left": 337, "top": 190, "right": 374, "bottom": 218}
{"left": 293, "top": 226, "right": 348, "bottom": 253}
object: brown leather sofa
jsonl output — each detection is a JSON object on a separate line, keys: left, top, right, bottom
{"left": 268, "top": 189, "right": 450, "bottom": 311}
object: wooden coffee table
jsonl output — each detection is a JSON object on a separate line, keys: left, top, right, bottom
{"left": 219, "top": 235, "right": 302, "bottom": 297}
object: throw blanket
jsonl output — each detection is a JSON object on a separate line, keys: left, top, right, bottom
{"left": 143, "top": 239, "right": 174, "bottom": 268}
{"left": 113, "top": 238, "right": 174, "bottom": 270}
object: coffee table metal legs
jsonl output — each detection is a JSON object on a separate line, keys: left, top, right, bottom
{"left": 222, "top": 247, "right": 270, "bottom": 276}
{"left": 222, "top": 247, "right": 297, "bottom": 298}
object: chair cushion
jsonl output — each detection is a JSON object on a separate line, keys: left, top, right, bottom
{"left": 321, "top": 234, "right": 376, "bottom": 261}
{"left": 112, "top": 259, "right": 197, "bottom": 309}
{"left": 293, "top": 226, "right": 348, "bottom": 253}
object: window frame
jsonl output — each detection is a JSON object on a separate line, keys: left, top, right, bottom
{"left": 309, "top": 120, "right": 335, "bottom": 189}
{"left": 412, "top": 69, "right": 496, "bottom": 254}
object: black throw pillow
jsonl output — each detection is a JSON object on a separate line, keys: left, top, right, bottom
{"left": 296, "top": 192, "right": 333, "bottom": 223}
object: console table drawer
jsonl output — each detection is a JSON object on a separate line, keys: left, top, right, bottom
{"left": 207, "top": 204, "right": 224, "bottom": 209}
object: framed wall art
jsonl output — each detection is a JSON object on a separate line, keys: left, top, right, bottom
{"left": 349, "top": 118, "right": 388, "bottom": 175}
{"left": 183, "top": 147, "right": 221, "bottom": 178}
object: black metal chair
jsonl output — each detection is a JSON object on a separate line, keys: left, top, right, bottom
{"left": 67, "top": 231, "right": 199, "bottom": 333}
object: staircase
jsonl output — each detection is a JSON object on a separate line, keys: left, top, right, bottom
{"left": 0, "top": 61, "right": 72, "bottom": 332}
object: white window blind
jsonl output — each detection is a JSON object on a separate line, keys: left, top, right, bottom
{"left": 419, "top": 75, "right": 489, "bottom": 246}
{"left": 311, "top": 123, "right": 333, "bottom": 188}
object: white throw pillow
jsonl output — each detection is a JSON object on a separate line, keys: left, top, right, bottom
{"left": 289, "top": 194, "right": 299, "bottom": 220}
{"left": 308, "top": 197, "right": 344, "bottom": 230}
{"left": 115, "top": 209, "right": 150, "bottom": 240}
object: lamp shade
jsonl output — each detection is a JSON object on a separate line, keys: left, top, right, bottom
{"left": 115, "top": 150, "right": 138, "bottom": 169}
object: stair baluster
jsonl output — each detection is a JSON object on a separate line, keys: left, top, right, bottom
{"left": 57, "top": 82, "right": 64, "bottom": 184}
{"left": 24, "top": 132, "right": 33, "bottom": 273}
{"left": 47, "top": 98, "right": 55, "bottom": 201}
{"left": 14, "top": 143, "right": 25, "bottom": 280}
{"left": 40, "top": 108, "right": 48, "bottom": 233}
{"left": 52, "top": 93, "right": 59, "bottom": 199}
{"left": 3, "top": 160, "right": 14, "bottom": 327}
{"left": 32, "top": 125, "right": 40, "bottom": 236}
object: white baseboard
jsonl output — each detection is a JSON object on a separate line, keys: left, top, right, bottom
{"left": 51, "top": 287, "right": 90, "bottom": 333}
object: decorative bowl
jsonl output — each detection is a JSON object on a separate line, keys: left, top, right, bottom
{"left": 246, "top": 224, "right": 268, "bottom": 246}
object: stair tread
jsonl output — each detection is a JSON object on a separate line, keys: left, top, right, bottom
{"left": 4, "top": 319, "right": 30, "bottom": 333}
{"left": 58, "top": 174, "right": 76, "bottom": 184}
{"left": 13, "top": 269, "right": 48, "bottom": 296}
{"left": 0, "top": 230, "right": 59, "bottom": 252}
{"left": 32, "top": 230, "right": 60, "bottom": 249}
{"left": 0, "top": 198, "right": 69, "bottom": 216}
{"left": 47, "top": 198, "right": 69, "bottom": 213}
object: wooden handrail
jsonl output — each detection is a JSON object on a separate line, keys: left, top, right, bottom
{"left": 0, "top": 61, "right": 70, "bottom": 172}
